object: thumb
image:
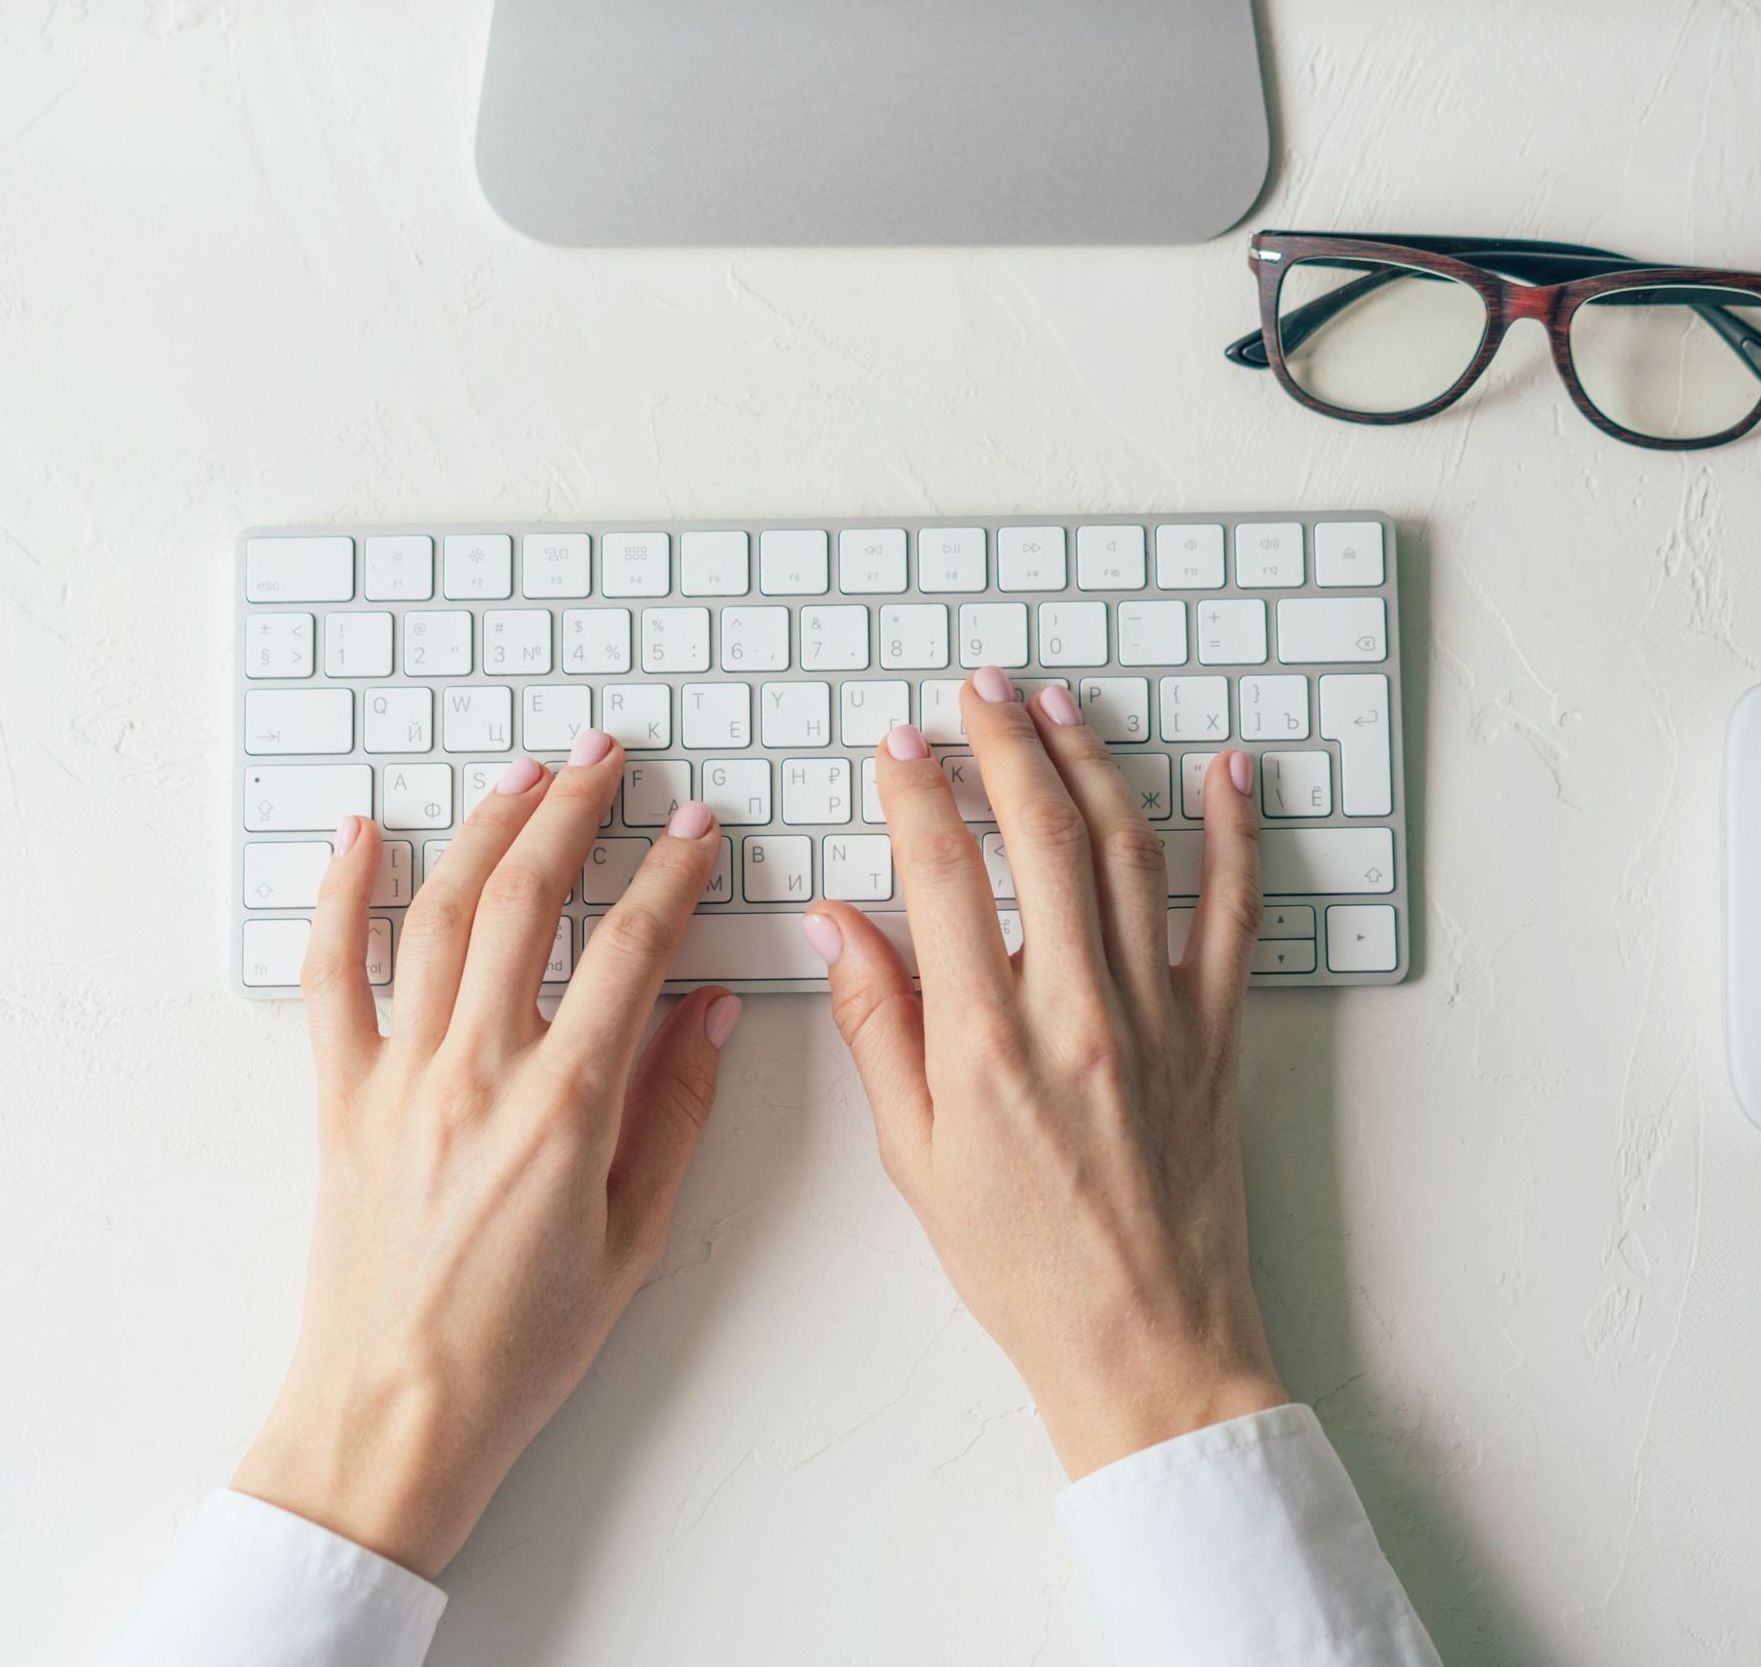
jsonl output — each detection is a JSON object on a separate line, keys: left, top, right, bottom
{"left": 803, "top": 903, "right": 932, "bottom": 1191}
{"left": 607, "top": 987, "right": 741, "bottom": 1252}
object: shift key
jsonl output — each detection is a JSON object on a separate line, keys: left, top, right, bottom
{"left": 1160, "top": 827, "right": 1393, "bottom": 898}
{"left": 244, "top": 764, "right": 372, "bottom": 832}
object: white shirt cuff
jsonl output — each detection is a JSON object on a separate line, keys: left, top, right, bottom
{"left": 1058, "top": 1403, "right": 1441, "bottom": 1667}
{"left": 104, "top": 1490, "right": 446, "bottom": 1667}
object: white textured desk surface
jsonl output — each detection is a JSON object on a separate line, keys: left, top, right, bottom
{"left": 5, "top": 4, "right": 1760, "bottom": 1664}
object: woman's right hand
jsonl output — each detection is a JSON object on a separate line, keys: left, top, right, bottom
{"left": 804, "top": 669, "right": 1288, "bottom": 1480}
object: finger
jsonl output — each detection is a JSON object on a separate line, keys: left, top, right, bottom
{"left": 959, "top": 669, "right": 1107, "bottom": 988}
{"left": 387, "top": 755, "right": 557, "bottom": 1055}
{"left": 606, "top": 987, "right": 741, "bottom": 1256}
{"left": 549, "top": 800, "right": 722, "bottom": 1086}
{"left": 876, "top": 723, "right": 1014, "bottom": 1026}
{"left": 803, "top": 902, "right": 933, "bottom": 1192}
{"left": 1026, "top": 682, "right": 1173, "bottom": 1016}
{"left": 451, "top": 729, "right": 623, "bottom": 1043}
{"left": 301, "top": 815, "right": 384, "bottom": 1090}
{"left": 1183, "top": 750, "right": 1263, "bottom": 1012}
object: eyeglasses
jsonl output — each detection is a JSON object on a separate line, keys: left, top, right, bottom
{"left": 1224, "top": 231, "right": 1761, "bottom": 450}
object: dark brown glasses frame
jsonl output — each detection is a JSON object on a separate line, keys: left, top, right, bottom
{"left": 1224, "top": 231, "right": 1761, "bottom": 450}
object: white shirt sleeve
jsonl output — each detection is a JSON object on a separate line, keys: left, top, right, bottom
{"left": 103, "top": 1491, "right": 446, "bottom": 1667}
{"left": 1057, "top": 1403, "right": 1442, "bottom": 1667}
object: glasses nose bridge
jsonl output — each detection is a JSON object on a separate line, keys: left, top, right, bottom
{"left": 1503, "top": 283, "right": 1567, "bottom": 328}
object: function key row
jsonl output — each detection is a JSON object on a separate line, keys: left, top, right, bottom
{"left": 243, "top": 522, "right": 1387, "bottom": 605}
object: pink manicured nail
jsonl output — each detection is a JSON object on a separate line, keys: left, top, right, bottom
{"left": 569, "top": 727, "right": 612, "bottom": 767}
{"left": 496, "top": 757, "right": 545, "bottom": 796}
{"left": 972, "top": 664, "right": 1014, "bottom": 704}
{"left": 705, "top": 994, "right": 743, "bottom": 1050}
{"left": 668, "top": 800, "right": 713, "bottom": 840}
{"left": 885, "top": 723, "right": 930, "bottom": 762}
{"left": 1229, "top": 750, "right": 1254, "bottom": 795}
{"left": 802, "top": 913, "right": 844, "bottom": 966}
{"left": 332, "top": 815, "right": 360, "bottom": 857}
{"left": 1039, "top": 685, "right": 1083, "bottom": 727}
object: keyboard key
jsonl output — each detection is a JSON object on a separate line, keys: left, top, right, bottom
{"left": 823, "top": 834, "right": 893, "bottom": 900}
{"left": 641, "top": 606, "right": 711, "bottom": 673}
{"left": 1155, "top": 524, "right": 1225, "bottom": 589}
{"left": 602, "top": 684, "right": 671, "bottom": 749}
{"left": 1117, "top": 600, "right": 1187, "bottom": 667}
{"left": 681, "top": 530, "right": 750, "bottom": 597}
{"left": 521, "top": 532, "right": 591, "bottom": 599}
{"left": 981, "top": 832, "right": 1014, "bottom": 899}
{"left": 443, "top": 534, "right": 513, "bottom": 600}
{"left": 1319, "top": 674, "right": 1393, "bottom": 816}
{"left": 442, "top": 686, "right": 513, "bottom": 753}
{"left": 682, "top": 682, "right": 751, "bottom": 749}
{"left": 782, "top": 757, "right": 853, "bottom": 824}
{"left": 1239, "top": 674, "right": 1309, "bottom": 741}
{"left": 1277, "top": 597, "right": 1387, "bottom": 664}
{"left": 364, "top": 536, "right": 434, "bottom": 602}
{"left": 839, "top": 529, "right": 908, "bottom": 594}
{"left": 1234, "top": 522, "right": 1304, "bottom": 587}
{"left": 521, "top": 685, "right": 590, "bottom": 752}
{"left": 244, "top": 689, "right": 353, "bottom": 755}
{"left": 801, "top": 605, "right": 870, "bottom": 671}
{"left": 1037, "top": 601, "right": 1108, "bottom": 667}
{"left": 1077, "top": 677, "right": 1151, "bottom": 742}
{"left": 1261, "top": 751, "right": 1332, "bottom": 818}
{"left": 1160, "top": 827, "right": 1394, "bottom": 898}
{"left": 997, "top": 526, "right": 1067, "bottom": 592}
{"left": 861, "top": 757, "right": 882, "bottom": 823}
{"left": 404, "top": 611, "right": 471, "bottom": 676}
{"left": 840, "top": 680, "right": 909, "bottom": 747}
{"left": 241, "top": 918, "right": 312, "bottom": 986}
{"left": 244, "top": 613, "right": 314, "bottom": 679}
{"left": 1179, "top": 752, "right": 1217, "bottom": 818}
{"left": 744, "top": 835, "right": 812, "bottom": 901}
{"left": 702, "top": 759, "right": 772, "bottom": 824}
{"left": 243, "top": 840, "right": 332, "bottom": 909}
{"left": 246, "top": 536, "right": 353, "bottom": 603}
{"left": 584, "top": 839, "right": 651, "bottom": 904}
{"left": 543, "top": 917, "right": 574, "bottom": 983}
{"left": 1077, "top": 524, "right": 1147, "bottom": 590}
{"left": 943, "top": 755, "right": 992, "bottom": 820}
{"left": 1314, "top": 522, "right": 1385, "bottom": 588}
{"left": 1160, "top": 675, "right": 1229, "bottom": 742}
{"left": 1326, "top": 904, "right": 1398, "bottom": 972}
{"left": 761, "top": 681, "right": 832, "bottom": 747}
{"left": 1252, "top": 939, "right": 1317, "bottom": 974}
{"left": 484, "top": 609, "right": 553, "bottom": 675}
{"left": 367, "top": 685, "right": 433, "bottom": 755}
{"left": 880, "top": 603, "right": 950, "bottom": 670}
{"left": 244, "top": 764, "right": 372, "bottom": 832}
{"left": 919, "top": 679, "right": 968, "bottom": 744}
{"left": 1195, "top": 599, "right": 1267, "bottom": 666}
{"left": 371, "top": 841, "right": 415, "bottom": 906}
{"left": 1262, "top": 905, "right": 1316, "bottom": 939}
{"left": 760, "top": 529, "right": 830, "bottom": 595}
{"left": 382, "top": 762, "right": 453, "bottom": 830}
{"left": 703, "top": 837, "right": 735, "bottom": 904}
{"left": 324, "top": 612, "right": 394, "bottom": 679}
{"left": 623, "top": 760, "right": 692, "bottom": 826}
{"left": 562, "top": 607, "right": 632, "bottom": 674}
{"left": 602, "top": 532, "right": 671, "bottom": 597}
{"left": 721, "top": 606, "right": 790, "bottom": 671}
{"left": 458, "top": 762, "right": 500, "bottom": 820}
{"left": 1117, "top": 753, "right": 1173, "bottom": 820}
{"left": 958, "top": 602, "right": 1029, "bottom": 669}
{"left": 918, "top": 528, "right": 986, "bottom": 592}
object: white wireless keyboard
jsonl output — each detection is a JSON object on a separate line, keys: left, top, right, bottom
{"left": 234, "top": 516, "right": 1411, "bottom": 997}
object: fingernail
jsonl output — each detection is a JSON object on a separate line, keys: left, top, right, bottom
{"left": 1229, "top": 750, "right": 1254, "bottom": 795}
{"left": 1039, "top": 685, "right": 1083, "bottom": 727}
{"left": 496, "top": 757, "right": 545, "bottom": 796}
{"left": 333, "top": 815, "right": 360, "bottom": 857}
{"left": 802, "top": 912, "right": 845, "bottom": 966}
{"left": 569, "top": 727, "right": 612, "bottom": 767}
{"left": 885, "top": 723, "right": 930, "bottom": 762}
{"left": 972, "top": 665, "right": 1014, "bottom": 704}
{"left": 668, "top": 800, "right": 713, "bottom": 840}
{"left": 704, "top": 993, "right": 743, "bottom": 1050}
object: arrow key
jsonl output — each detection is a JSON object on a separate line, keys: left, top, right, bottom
{"left": 1251, "top": 938, "right": 1317, "bottom": 974}
{"left": 1326, "top": 905, "right": 1399, "bottom": 974}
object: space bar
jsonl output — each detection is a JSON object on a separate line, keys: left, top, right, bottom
{"left": 585, "top": 911, "right": 918, "bottom": 981}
